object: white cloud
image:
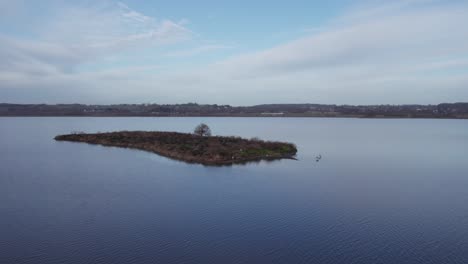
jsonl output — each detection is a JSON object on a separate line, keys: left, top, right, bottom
{"left": 0, "top": 1, "right": 191, "bottom": 78}
{"left": 161, "top": 0, "right": 468, "bottom": 104}
{"left": 41, "top": 2, "right": 191, "bottom": 52}
{"left": 117, "top": 2, "right": 152, "bottom": 23}
{"left": 1, "top": 0, "right": 468, "bottom": 104}
{"left": 210, "top": 4, "right": 468, "bottom": 79}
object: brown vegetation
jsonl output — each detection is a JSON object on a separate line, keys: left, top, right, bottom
{"left": 54, "top": 131, "right": 297, "bottom": 165}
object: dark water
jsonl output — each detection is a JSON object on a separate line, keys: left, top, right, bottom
{"left": 1, "top": 117, "right": 468, "bottom": 264}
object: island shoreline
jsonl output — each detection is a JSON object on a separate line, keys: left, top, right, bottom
{"left": 54, "top": 131, "right": 298, "bottom": 166}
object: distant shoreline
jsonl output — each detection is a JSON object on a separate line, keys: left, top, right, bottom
{"left": 2, "top": 103, "right": 468, "bottom": 119}
{"left": 2, "top": 114, "right": 468, "bottom": 119}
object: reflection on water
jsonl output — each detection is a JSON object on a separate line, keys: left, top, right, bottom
{"left": 1, "top": 117, "right": 468, "bottom": 264}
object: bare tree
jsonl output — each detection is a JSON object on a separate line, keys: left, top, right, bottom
{"left": 194, "top": 123, "right": 212, "bottom": 137}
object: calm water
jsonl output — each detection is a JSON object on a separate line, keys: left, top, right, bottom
{"left": 1, "top": 117, "right": 468, "bottom": 264}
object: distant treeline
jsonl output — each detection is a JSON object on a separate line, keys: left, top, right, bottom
{"left": 1, "top": 102, "right": 468, "bottom": 118}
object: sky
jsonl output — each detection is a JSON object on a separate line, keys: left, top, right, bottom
{"left": 0, "top": 0, "right": 467, "bottom": 105}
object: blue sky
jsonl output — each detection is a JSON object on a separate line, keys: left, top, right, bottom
{"left": 0, "top": 0, "right": 467, "bottom": 104}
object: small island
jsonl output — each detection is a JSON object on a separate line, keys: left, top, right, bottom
{"left": 54, "top": 124, "right": 297, "bottom": 165}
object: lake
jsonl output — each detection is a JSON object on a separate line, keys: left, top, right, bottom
{"left": 1, "top": 117, "right": 468, "bottom": 264}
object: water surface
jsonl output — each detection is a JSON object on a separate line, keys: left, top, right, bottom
{"left": 1, "top": 117, "right": 468, "bottom": 264}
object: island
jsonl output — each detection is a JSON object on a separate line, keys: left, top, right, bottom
{"left": 54, "top": 130, "right": 297, "bottom": 166}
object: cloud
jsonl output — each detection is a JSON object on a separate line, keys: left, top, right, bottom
{"left": 1, "top": 0, "right": 468, "bottom": 104}
{"left": 0, "top": 1, "right": 191, "bottom": 78}
{"left": 168, "top": 0, "right": 468, "bottom": 104}
{"left": 210, "top": 3, "right": 468, "bottom": 79}
{"left": 117, "top": 2, "right": 152, "bottom": 23}
{"left": 165, "top": 45, "right": 234, "bottom": 58}
{"left": 41, "top": 2, "right": 191, "bottom": 52}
